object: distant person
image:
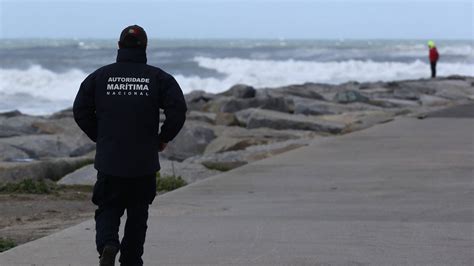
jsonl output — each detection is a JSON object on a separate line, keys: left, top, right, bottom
{"left": 73, "top": 25, "right": 187, "bottom": 266}
{"left": 428, "top": 40, "right": 439, "bottom": 78}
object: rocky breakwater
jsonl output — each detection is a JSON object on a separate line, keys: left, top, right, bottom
{"left": 2, "top": 76, "right": 473, "bottom": 185}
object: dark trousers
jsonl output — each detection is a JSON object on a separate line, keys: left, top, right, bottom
{"left": 430, "top": 61, "right": 437, "bottom": 78}
{"left": 92, "top": 172, "right": 156, "bottom": 266}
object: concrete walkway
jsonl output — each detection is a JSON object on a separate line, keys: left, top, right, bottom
{"left": 1, "top": 115, "right": 473, "bottom": 265}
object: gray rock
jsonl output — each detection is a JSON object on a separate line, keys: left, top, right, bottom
{"left": 333, "top": 90, "right": 370, "bottom": 104}
{"left": 220, "top": 96, "right": 292, "bottom": 113}
{"left": 318, "top": 111, "right": 396, "bottom": 133}
{"left": 0, "top": 135, "right": 76, "bottom": 158}
{"left": 162, "top": 123, "right": 217, "bottom": 161}
{"left": 0, "top": 110, "right": 23, "bottom": 118}
{"left": 0, "top": 114, "right": 46, "bottom": 136}
{"left": 57, "top": 164, "right": 97, "bottom": 185}
{"left": 204, "top": 136, "right": 267, "bottom": 154}
{"left": 235, "top": 108, "right": 345, "bottom": 134}
{"left": 185, "top": 90, "right": 216, "bottom": 111}
{"left": 418, "top": 94, "right": 451, "bottom": 107}
{"left": 185, "top": 90, "right": 216, "bottom": 103}
{"left": 403, "top": 78, "right": 471, "bottom": 95}
{"left": 234, "top": 109, "right": 256, "bottom": 126}
{"left": 202, "top": 97, "right": 232, "bottom": 113}
{"left": 70, "top": 143, "right": 96, "bottom": 157}
{"left": 0, "top": 156, "right": 94, "bottom": 183}
{"left": 215, "top": 112, "right": 239, "bottom": 126}
{"left": 358, "top": 87, "right": 393, "bottom": 99}
{"left": 392, "top": 87, "right": 420, "bottom": 100}
{"left": 0, "top": 114, "right": 93, "bottom": 159}
{"left": 267, "top": 83, "right": 327, "bottom": 100}
{"left": 49, "top": 108, "right": 73, "bottom": 119}
{"left": 0, "top": 126, "right": 24, "bottom": 138}
{"left": 0, "top": 143, "right": 30, "bottom": 161}
{"left": 158, "top": 159, "right": 221, "bottom": 184}
{"left": 187, "top": 111, "right": 216, "bottom": 124}
{"left": 220, "top": 84, "right": 256, "bottom": 99}
{"left": 369, "top": 98, "right": 420, "bottom": 108}
{"left": 435, "top": 87, "right": 471, "bottom": 101}
{"left": 185, "top": 138, "right": 311, "bottom": 171}
{"left": 212, "top": 124, "right": 318, "bottom": 142}
{"left": 293, "top": 98, "right": 380, "bottom": 116}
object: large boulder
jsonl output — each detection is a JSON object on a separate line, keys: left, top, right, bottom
{"left": 418, "top": 94, "right": 452, "bottom": 107}
{"left": 265, "top": 83, "right": 326, "bottom": 100}
{"left": 49, "top": 108, "right": 74, "bottom": 119}
{"left": 220, "top": 96, "right": 292, "bottom": 113}
{"left": 235, "top": 108, "right": 345, "bottom": 134}
{"left": 0, "top": 110, "right": 23, "bottom": 118}
{"left": 435, "top": 87, "right": 472, "bottom": 101}
{"left": 333, "top": 90, "right": 370, "bottom": 104}
{"left": 220, "top": 84, "right": 256, "bottom": 99}
{"left": 204, "top": 136, "right": 267, "bottom": 154}
{"left": 162, "top": 123, "right": 217, "bottom": 161}
{"left": 0, "top": 156, "right": 94, "bottom": 183}
{"left": 202, "top": 97, "right": 232, "bottom": 113}
{"left": 185, "top": 138, "right": 311, "bottom": 171}
{"left": 357, "top": 87, "right": 393, "bottom": 99}
{"left": 369, "top": 98, "right": 420, "bottom": 108}
{"left": 70, "top": 143, "right": 96, "bottom": 157}
{"left": 0, "top": 113, "right": 47, "bottom": 137}
{"left": 215, "top": 112, "right": 240, "bottom": 126}
{"left": 392, "top": 87, "right": 420, "bottom": 100}
{"left": 209, "top": 125, "right": 318, "bottom": 156}
{"left": 0, "top": 126, "right": 24, "bottom": 138}
{"left": 402, "top": 78, "right": 472, "bottom": 96}
{"left": 57, "top": 164, "right": 97, "bottom": 185}
{"left": 0, "top": 113, "right": 94, "bottom": 158}
{"left": 0, "top": 143, "right": 30, "bottom": 161}
{"left": 0, "top": 134, "right": 81, "bottom": 158}
{"left": 185, "top": 90, "right": 216, "bottom": 103}
{"left": 234, "top": 109, "right": 258, "bottom": 127}
{"left": 184, "top": 90, "right": 216, "bottom": 111}
{"left": 318, "top": 111, "right": 396, "bottom": 133}
{"left": 293, "top": 98, "right": 380, "bottom": 116}
{"left": 187, "top": 111, "right": 216, "bottom": 124}
{"left": 0, "top": 135, "right": 73, "bottom": 158}
{"left": 158, "top": 159, "right": 221, "bottom": 184}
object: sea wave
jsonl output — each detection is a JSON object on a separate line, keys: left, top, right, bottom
{"left": 0, "top": 65, "right": 86, "bottom": 100}
{"left": 181, "top": 57, "right": 474, "bottom": 92}
{"left": 1, "top": 58, "right": 473, "bottom": 114}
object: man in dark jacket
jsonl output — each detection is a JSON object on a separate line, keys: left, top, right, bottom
{"left": 73, "top": 25, "right": 187, "bottom": 266}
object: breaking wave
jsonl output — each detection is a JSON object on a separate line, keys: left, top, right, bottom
{"left": 1, "top": 57, "right": 473, "bottom": 114}
{"left": 174, "top": 56, "right": 474, "bottom": 92}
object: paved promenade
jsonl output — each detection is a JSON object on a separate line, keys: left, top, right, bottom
{"left": 1, "top": 108, "right": 473, "bottom": 265}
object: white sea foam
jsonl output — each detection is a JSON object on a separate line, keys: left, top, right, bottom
{"left": 0, "top": 66, "right": 86, "bottom": 114}
{"left": 0, "top": 65, "right": 86, "bottom": 100}
{"left": 173, "top": 57, "right": 474, "bottom": 93}
{"left": 1, "top": 58, "right": 473, "bottom": 114}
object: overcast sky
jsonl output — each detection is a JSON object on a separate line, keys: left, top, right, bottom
{"left": 0, "top": 0, "right": 472, "bottom": 39}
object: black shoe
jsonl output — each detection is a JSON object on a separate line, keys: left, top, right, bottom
{"left": 100, "top": 245, "right": 119, "bottom": 266}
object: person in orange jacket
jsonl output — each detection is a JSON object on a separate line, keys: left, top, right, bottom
{"left": 428, "top": 41, "right": 439, "bottom": 78}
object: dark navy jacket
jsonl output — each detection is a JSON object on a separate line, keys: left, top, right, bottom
{"left": 73, "top": 48, "right": 187, "bottom": 177}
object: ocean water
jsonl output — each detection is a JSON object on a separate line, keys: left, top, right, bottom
{"left": 0, "top": 39, "right": 473, "bottom": 115}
